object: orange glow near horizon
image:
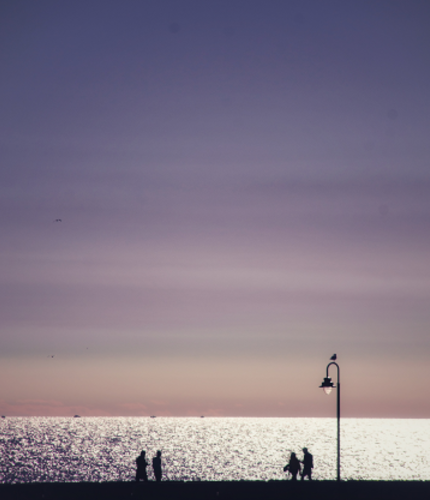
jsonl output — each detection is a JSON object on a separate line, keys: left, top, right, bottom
{"left": 1, "top": 354, "right": 428, "bottom": 418}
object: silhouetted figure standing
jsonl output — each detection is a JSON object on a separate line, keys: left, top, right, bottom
{"left": 301, "top": 447, "right": 313, "bottom": 480}
{"left": 152, "top": 450, "right": 162, "bottom": 482}
{"left": 283, "top": 452, "right": 301, "bottom": 480}
{"left": 135, "top": 450, "right": 149, "bottom": 482}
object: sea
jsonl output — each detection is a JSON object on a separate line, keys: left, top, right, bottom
{"left": 0, "top": 417, "right": 429, "bottom": 483}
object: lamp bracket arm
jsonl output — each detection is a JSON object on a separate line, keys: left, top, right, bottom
{"left": 326, "top": 361, "right": 340, "bottom": 384}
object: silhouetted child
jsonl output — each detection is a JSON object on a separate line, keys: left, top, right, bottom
{"left": 152, "top": 450, "right": 162, "bottom": 482}
{"left": 283, "top": 452, "right": 301, "bottom": 480}
{"left": 300, "top": 447, "right": 313, "bottom": 480}
{"left": 135, "top": 450, "right": 149, "bottom": 482}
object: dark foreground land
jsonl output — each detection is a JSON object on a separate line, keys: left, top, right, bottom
{"left": 1, "top": 480, "right": 429, "bottom": 500}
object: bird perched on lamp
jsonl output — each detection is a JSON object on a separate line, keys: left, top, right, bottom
{"left": 330, "top": 354, "right": 337, "bottom": 360}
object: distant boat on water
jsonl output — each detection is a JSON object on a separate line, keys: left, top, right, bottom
{"left": 150, "top": 416, "right": 156, "bottom": 418}
{"left": 74, "top": 415, "right": 81, "bottom": 418}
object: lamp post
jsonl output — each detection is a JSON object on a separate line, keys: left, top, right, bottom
{"left": 320, "top": 360, "right": 340, "bottom": 481}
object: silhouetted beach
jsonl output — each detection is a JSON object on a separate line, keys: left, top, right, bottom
{"left": 1, "top": 481, "right": 429, "bottom": 500}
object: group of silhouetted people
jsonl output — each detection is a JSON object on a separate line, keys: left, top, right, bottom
{"left": 135, "top": 450, "right": 162, "bottom": 482}
{"left": 136, "top": 447, "right": 313, "bottom": 482}
{"left": 283, "top": 448, "right": 313, "bottom": 480}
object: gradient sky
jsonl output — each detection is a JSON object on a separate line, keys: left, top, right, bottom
{"left": 1, "top": 1, "right": 430, "bottom": 417}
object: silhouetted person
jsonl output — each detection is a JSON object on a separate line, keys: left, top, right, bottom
{"left": 300, "top": 447, "right": 313, "bottom": 480}
{"left": 136, "top": 450, "right": 149, "bottom": 482}
{"left": 152, "top": 450, "right": 162, "bottom": 482}
{"left": 283, "top": 452, "right": 301, "bottom": 480}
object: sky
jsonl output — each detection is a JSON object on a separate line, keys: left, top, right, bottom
{"left": 1, "top": 0, "right": 430, "bottom": 418}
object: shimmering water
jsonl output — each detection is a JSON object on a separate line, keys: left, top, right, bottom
{"left": 0, "top": 417, "right": 429, "bottom": 483}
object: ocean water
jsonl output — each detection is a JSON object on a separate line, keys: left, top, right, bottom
{"left": 0, "top": 417, "right": 429, "bottom": 483}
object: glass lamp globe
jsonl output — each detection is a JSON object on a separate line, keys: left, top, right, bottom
{"left": 319, "top": 377, "right": 334, "bottom": 395}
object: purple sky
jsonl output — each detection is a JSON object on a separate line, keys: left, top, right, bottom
{"left": 1, "top": 0, "right": 430, "bottom": 417}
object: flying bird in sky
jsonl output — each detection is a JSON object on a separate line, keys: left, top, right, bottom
{"left": 54, "top": 219, "right": 62, "bottom": 222}
{"left": 330, "top": 354, "right": 337, "bottom": 360}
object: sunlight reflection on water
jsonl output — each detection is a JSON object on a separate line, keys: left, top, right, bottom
{"left": 0, "top": 417, "right": 429, "bottom": 483}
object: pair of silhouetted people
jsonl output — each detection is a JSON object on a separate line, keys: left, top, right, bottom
{"left": 135, "top": 450, "right": 162, "bottom": 482}
{"left": 284, "top": 448, "right": 313, "bottom": 480}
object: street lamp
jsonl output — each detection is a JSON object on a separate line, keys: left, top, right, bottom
{"left": 320, "top": 359, "right": 340, "bottom": 481}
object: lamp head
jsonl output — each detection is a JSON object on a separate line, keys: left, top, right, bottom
{"left": 319, "top": 377, "right": 335, "bottom": 395}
